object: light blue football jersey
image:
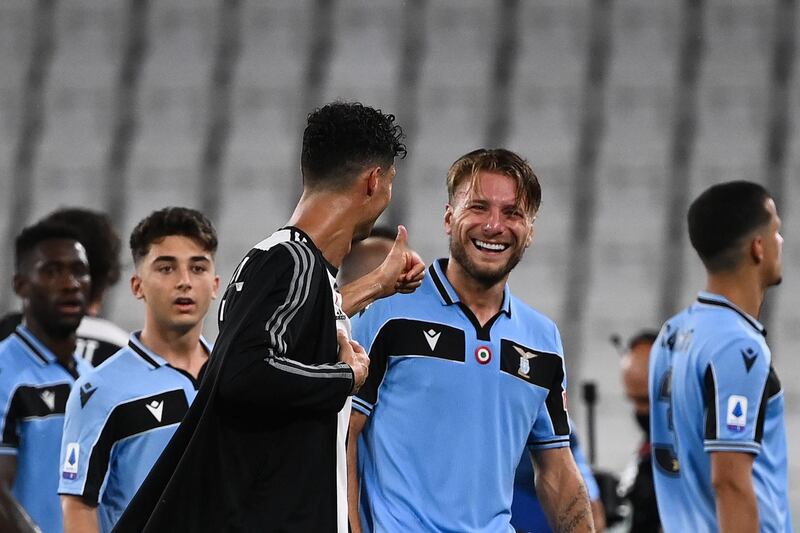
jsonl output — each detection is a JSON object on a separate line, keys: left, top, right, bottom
{"left": 352, "top": 259, "right": 570, "bottom": 532}
{"left": 0, "top": 325, "right": 91, "bottom": 533}
{"left": 58, "top": 332, "right": 209, "bottom": 533}
{"left": 650, "top": 292, "right": 790, "bottom": 532}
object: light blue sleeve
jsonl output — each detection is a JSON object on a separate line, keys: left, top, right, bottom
{"left": 351, "top": 301, "right": 392, "bottom": 416}
{"left": 58, "top": 374, "right": 111, "bottom": 503}
{"left": 703, "top": 337, "right": 770, "bottom": 455}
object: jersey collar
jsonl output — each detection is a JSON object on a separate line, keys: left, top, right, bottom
{"left": 696, "top": 291, "right": 766, "bottom": 337}
{"left": 280, "top": 225, "right": 337, "bottom": 276}
{"left": 12, "top": 324, "right": 58, "bottom": 366}
{"left": 429, "top": 259, "right": 512, "bottom": 317}
{"left": 128, "top": 331, "right": 213, "bottom": 370}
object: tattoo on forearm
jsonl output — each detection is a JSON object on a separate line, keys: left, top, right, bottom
{"left": 556, "top": 483, "right": 592, "bottom": 533}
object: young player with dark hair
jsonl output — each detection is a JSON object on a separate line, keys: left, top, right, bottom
{"left": 58, "top": 207, "right": 219, "bottom": 533}
{"left": 348, "top": 148, "right": 594, "bottom": 532}
{"left": 113, "top": 102, "right": 423, "bottom": 533}
{"left": 650, "top": 181, "right": 788, "bottom": 531}
{"left": 0, "top": 222, "right": 93, "bottom": 533}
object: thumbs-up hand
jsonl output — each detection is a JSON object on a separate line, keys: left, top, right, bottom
{"left": 376, "top": 225, "right": 425, "bottom": 297}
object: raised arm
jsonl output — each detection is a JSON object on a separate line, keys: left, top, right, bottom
{"left": 531, "top": 446, "right": 595, "bottom": 532}
{"left": 339, "top": 225, "right": 425, "bottom": 317}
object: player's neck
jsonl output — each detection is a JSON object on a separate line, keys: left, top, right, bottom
{"left": 22, "top": 315, "right": 78, "bottom": 364}
{"left": 288, "top": 190, "right": 359, "bottom": 268}
{"left": 705, "top": 272, "right": 765, "bottom": 320}
{"left": 139, "top": 320, "right": 207, "bottom": 376}
{"left": 445, "top": 260, "right": 506, "bottom": 326}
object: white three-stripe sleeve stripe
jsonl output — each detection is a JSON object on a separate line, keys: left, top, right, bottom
{"left": 264, "top": 240, "right": 314, "bottom": 356}
{"left": 267, "top": 357, "right": 352, "bottom": 379}
{"left": 275, "top": 242, "right": 315, "bottom": 353}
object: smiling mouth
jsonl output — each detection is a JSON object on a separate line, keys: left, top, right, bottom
{"left": 472, "top": 239, "right": 509, "bottom": 253}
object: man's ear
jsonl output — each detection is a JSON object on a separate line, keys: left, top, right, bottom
{"left": 444, "top": 204, "right": 454, "bottom": 235}
{"left": 525, "top": 224, "right": 534, "bottom": 248}
{"left": 131, "top": 273, "right": 145, "bottom": 300}
{"left": 363, "top": 166, "right": 382, "bottom": 198}
{"left": 211, "top": 274, "right": 221, "bottom": 299}
{"left": 750, "top": 235, "right": 764, "bottom": 264}
{"left": 13, "top": 273, "right": 28, "bottom": 299}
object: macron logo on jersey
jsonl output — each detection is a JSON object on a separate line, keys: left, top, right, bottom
{"left": 40, "top": 390, "right": 56, "bottom": 411}
{"left": 727, "top": 395, "right": 747, "bottom": 432}
{"left": 80, "top": 382, "right": 97, "bottom": 407}
{"left": 741, "top": 348, "right": 758, "bottom": 372}
{"left": 62, "top": 442, "right": 79, "bottom": 480}
{"left": 424, "top": 329, "right": 441, "bottom": 351}
{"left": 146, "top": 400, "right": 164, "bottom": 422}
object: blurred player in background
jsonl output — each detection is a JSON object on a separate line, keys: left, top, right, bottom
{"left": 59, "top": 207, "right": 219, "bottom": 533}
{"left": 0, "top": 222, "right": 93, "bottom": 533}
{"left": 616, "top": 330, "right": 661, "bottom": 533}
{"left": 650, "top": 181, "right": 788, "bottom": 532}
{"left": 348, "top": 148, "right": 594, "bottom": 532}
{"left": 0, "top": 208, "right": 128, "bottom": 366}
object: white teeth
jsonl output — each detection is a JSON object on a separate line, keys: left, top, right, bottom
{"left": 473, "top": 239, "right": 507, "bottom": 252}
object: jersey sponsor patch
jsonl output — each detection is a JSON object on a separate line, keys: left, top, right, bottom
{"left": 726, "top": 395, "right": 747, "bottom": 431}
{"left": 62, "top": 442, "right": 79, "bottom": 480}
{"left": 475, "top": 346, "right": 492, "bottom": 365}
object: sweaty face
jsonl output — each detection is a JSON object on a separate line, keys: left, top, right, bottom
{"left": 132, "top": 236, "right": 219, "bottom": 334}
{"left": 445, "top": 171, "right": 533, "bottom": 287}
{"left": 17, "top": 239, "right": 91, "bottom": 338}
{"left": 760, "top": 198, "right": 783, "bottom": 287}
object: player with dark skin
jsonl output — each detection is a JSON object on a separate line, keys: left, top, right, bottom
{"left": 0, "top": 233, "right": 90, "bottom": 533}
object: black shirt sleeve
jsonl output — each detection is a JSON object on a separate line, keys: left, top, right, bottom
{"left": 217, "top": 241, "right": 353, "bottom": 412}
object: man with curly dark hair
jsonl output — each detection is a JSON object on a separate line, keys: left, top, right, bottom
{"left": 114, "top": 101, "right": 424, "bottom": 533}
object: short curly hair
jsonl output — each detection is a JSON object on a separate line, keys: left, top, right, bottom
{"left": 130, "top": 207, "right": 218, "bottom": 265}
{"left": 301, "top": 101, "right": 406, "bottom": 189}
{"left": 15, "top": 221, "right": 83, "bottom": 273}
{"left": 44, "top": 208, "right": 122, "bottom": 303}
